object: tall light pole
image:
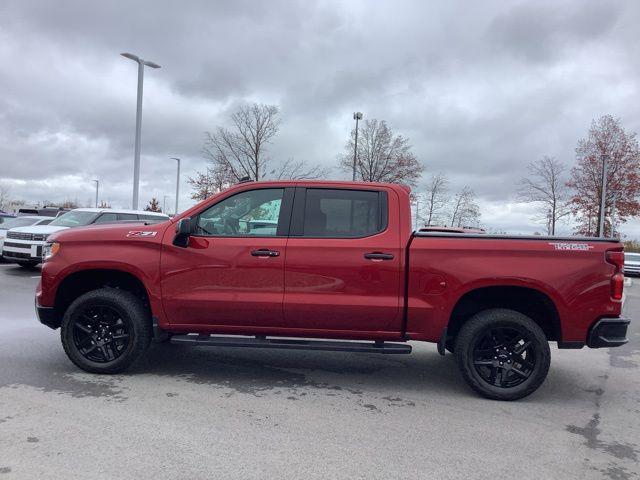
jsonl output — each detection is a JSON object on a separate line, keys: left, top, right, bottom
{"left": 92, "top": 180, "right": 99, "bottom": 208}
{"left": 352, "top": 112, "right": 363, "bottom": 181}
{"left": 171, "top": 157, "right": 181, "bottom": 215}
{"left": 121, "top": 52, "right": 161, "bottom": 210}
{"left": 598, "top": 153, "right": 609, "bottom": 237}
{"left": 611, "top": 192, "right": 618, "bottom": 238}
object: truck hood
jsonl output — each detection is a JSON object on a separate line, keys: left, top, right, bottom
{"left": 9, "top": 225, "right": 69, "bottom": 235}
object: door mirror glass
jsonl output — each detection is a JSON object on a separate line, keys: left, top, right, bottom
{"left": 173, "top": 217, "right": 192, "bottom": 247}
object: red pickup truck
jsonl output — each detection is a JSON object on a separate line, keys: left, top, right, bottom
{"left": 35, "top": 180, "right": 629, "bottom": 400}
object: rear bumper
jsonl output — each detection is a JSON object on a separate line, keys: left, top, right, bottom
{"left": 35, "top": 303, "right": 60, "bottom": 330}
{"left": 587, "top": 317, "right": 630, "bottom": 348}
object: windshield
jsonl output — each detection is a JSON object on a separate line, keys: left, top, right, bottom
{"left": 49, "top": 211, "right": 98, "bottom": 228}
{"left": 0, "top": 217, "right": 42, "bottom": 230}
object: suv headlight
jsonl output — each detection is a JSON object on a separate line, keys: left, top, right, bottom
{"left": 43, "top": 242, "right": 60, "bottom": 261}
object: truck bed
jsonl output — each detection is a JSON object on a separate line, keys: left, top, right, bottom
{"left": 405, "top": 232, "right": 622, "bottom": 344}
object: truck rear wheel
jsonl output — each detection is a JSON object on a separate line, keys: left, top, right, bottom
{"left": 454, "top": 308, "right": 550, "bottom": 401}
{"left": 60, "top": 288, "right": 152, "bottom": 374}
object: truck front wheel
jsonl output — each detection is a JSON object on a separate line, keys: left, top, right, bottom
{"left": 60, "top": 288, "right": 152, "bottom": 374}
{"left": 454, "top": 308, "right": 550, "bottom": 401}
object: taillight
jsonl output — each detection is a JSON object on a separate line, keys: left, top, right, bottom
{"left": 611, "top": 273, "right": 624, "bottom": 300}
{"left": 606, "top": 250, "right": 624, "bottom": 300}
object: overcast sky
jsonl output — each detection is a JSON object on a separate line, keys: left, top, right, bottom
{"left": 1, "top": 0, "right": 639, "bottom": 236}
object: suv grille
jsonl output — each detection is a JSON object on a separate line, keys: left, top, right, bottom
{"left": 7, "top": 231, "right": 32, "bottom": 240}
{"left": 6, "top": 232, "right": 48, "bottom": 241}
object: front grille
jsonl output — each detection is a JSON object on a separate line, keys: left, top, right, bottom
{"left": 7, "top": 231, "right": 32, "bottom": 240}
{"left": 32, "top": 234, "right": 48, "bottom": 241}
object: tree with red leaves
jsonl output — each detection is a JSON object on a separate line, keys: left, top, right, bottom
{"left": 339, "top": 119, "right": 423, "bottom": 187}
{"left": 567, "top": 115, "right": 640, "bottom": 237}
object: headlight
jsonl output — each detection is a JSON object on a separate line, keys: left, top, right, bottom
{"left": 43, "top": 242, "right": 60, "bottom": 261}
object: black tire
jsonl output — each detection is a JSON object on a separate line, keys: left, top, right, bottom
{"left": 17, "top": 261, "right": 39, "bottom": 269}
{"left": 454, "top": 308, "right": 550, "bottom": 401}
{"left": 61, "top": 288, "right": 152, "bottom": 374}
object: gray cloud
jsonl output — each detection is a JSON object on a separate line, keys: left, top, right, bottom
{"left": 0, "top": 0, "right": 639, "bottom": 236}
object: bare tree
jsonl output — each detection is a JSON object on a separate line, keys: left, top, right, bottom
{"left": 188, "top": 163, "right": 236, "bottom": 201}
{"left": 144, "top": 197, "right": 162, "bottom": 212}
{"left": 203, "top": 103, "right": 280, "bottom": 182}
{"left": 517, "top": 156, "right": 570, "bottom": 235}
{"left": 339, "top": 119, "right": 423, "bottom": 186}
{"left": 449, "top": 186, "right": 481, "bottom": 227}
{"left": 272, "top": 158, "right": 330, "bottom": 180}
{"left": 98, "top": 200, "right": 112, "bottom": 209}
{"left": 0, "top": 183, "right": 11, "bottom": 211}
{"left": 422, "top": 173, "right": 449, "bottom": 226}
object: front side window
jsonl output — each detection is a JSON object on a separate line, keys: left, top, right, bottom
{"left": 49, "top": 211, "right": 98, "bottom": 227}
{"left": 303, "top": 189, "right": 385, "bottom": 238}
{"left": 196, "top": 188, "right": 284, "bottom": 237}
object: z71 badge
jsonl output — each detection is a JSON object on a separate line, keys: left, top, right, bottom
{"left": 127, "top": 231, "right": 158, "bottom": 238}
{"left": 548, "top": 242, "right": 593, "bottom": 251}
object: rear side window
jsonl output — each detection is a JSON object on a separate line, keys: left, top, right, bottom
{"left": 140, "top": 214, "right": 165, "bottom": 221}
{"left": 301, "top": 189, "right": 387, "bottom": 238}
{"left": 117, "top": 213, "right": 139, "bottom": 221}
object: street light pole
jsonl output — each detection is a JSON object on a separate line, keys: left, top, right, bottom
{"left": 598, "top": 153, "right": 608, "bottom": 237}
{"left": 611, "top": 193, "right": 618, "bottom": 238}
{"left": 92, "top": 180, "right": 99, "bottom": 208}
{"left": 121, "top": 52, "right": 161, "bottom": 210}
{"left": 171, "top": 157, "right": 181, "bottom": 215}
{"left": 352, "top": 112, "right": 363, "bottom": 181}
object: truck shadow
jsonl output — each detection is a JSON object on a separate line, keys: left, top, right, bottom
{"left": 135, "top": 342, "right": 470, "bottom": 400}
{"left": 0, "top": 264, "right": 40, "bottom": 278}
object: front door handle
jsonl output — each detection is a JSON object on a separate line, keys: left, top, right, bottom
{"left": 251, "top": 249, "right": 280, "bottom": 257}
{"left": 364, "top": 252, "right": 394, "bottom": 260}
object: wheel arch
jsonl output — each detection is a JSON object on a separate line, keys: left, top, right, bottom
{"left": 54, "top": 268, "right": 152, "bottom": 327}
{"left": 447, "top": 285, "right": 562, "bottom": 343}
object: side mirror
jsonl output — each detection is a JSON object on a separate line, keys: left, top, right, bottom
{"left": 173, "top": 217, "right": 192, "bottom": 247}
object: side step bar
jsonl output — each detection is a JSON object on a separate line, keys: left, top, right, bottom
{"left": 170, "top": 334, "right": 412, "bottom": 354}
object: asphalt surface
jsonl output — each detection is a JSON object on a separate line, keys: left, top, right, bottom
{"left": 0, "top": 263, "right": 638, "bottom": 480}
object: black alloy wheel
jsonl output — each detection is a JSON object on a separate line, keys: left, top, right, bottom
{"left": 72, "top": 305, "right": 131, "bottom": 363}
{"left": 61, "top": 288, "right": 152, "bottom": 374}
{"left": 471, "top": 326, "right": 535, "bottom": 388}
{"left": 455, "top": 308, "right": 551, "bottom": 401}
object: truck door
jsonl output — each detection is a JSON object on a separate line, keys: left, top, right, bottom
{"left": 160, "top": 187, "right": 293, "bottom": 329}
{"left": 283, "top": 187, "right": 403, "bottom": 333}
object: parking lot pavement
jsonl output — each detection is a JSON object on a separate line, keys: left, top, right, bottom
{"left": 0, "top": 264, "right": 638, "bottom": 480}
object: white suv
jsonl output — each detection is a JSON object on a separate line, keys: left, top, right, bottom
{"left": 2, "top": 208, "right": 169, "bottom": 268}
{"left": 0, "top": 216, "right": 53, "bottom": 259}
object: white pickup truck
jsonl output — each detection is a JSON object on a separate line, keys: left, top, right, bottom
{"left": 3, "top": 208, "right": 168, "bottom": 267}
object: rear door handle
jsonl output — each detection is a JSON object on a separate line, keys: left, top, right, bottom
{"left": 364, "top": 252, "right": 394, "bottom": 260}
{"left": 251, "top": 249, "right": 280, "bottom": 257}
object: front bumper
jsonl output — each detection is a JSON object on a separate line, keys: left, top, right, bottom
{"left": 587, "top": 317, "right": 630, "bottom": 348}
{"left": 35, "top": 303, "right": 60, "bottom": 330}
